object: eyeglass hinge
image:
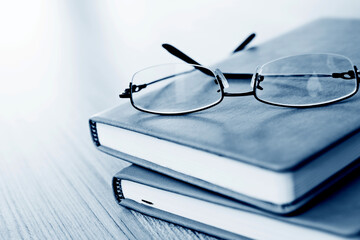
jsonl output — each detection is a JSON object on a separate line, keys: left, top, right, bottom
{"left": 332, "top": 70, "right": 355, "bottom": 79}
{"left": 119, "top": 83, "right": 132, "bottom": 98}
{"left": 119, "top": 83, "right": 148, "bottom": 98}
{"left": 119, "top": 88, "right": 131, "bottom": 98}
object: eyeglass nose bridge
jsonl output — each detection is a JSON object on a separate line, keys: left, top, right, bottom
{"left": 214, "top": 69, "right": 229, "bottom": 89}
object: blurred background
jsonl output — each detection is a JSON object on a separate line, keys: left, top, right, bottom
{"left": 0, "top": 1, "right": 359, "bottom": 238}
{"left": 1, "top": 0, "right": 360, "bottom": 123}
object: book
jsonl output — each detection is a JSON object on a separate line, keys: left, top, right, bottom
{"left": 90, "top": 18, "right": 360, "bottom": 214}
{"left": 113, "top": 163, "right": 360, "bottom": 240}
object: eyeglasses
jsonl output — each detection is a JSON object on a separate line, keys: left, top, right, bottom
{"left": 120, "top": 35, "right": 360, "bottom": 115}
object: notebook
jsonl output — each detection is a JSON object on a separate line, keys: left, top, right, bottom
{"left": 113, "top": 163, "right": 360, "bottom": 240}
{"left": 90, "top": 18, "right": 360, "bottom": 214}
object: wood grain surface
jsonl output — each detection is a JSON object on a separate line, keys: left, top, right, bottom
{"left": 0, "top": 32, "right": 218, "bottom": 239}
{"left": 0, "top": 73, "right": 219, "bottom": 240}
{"left": 3, "top": 1, "right": 360, "bottom": 239}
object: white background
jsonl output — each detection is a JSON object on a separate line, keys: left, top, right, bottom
{"left": 0, "top": 0, "right": 359, "bottom": 120}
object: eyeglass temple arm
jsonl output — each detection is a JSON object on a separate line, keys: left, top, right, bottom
{"left": 121, "top": 33, "right": 254, "bottom": 99}
{"left": 162, "top": 33, "right": 255, "bottom": 64}
{"left": 261, "top": 72, "right": 356, "bottom": 79}
{"left": 162, "top": 43, "right": 201, "bottom": 65}
{"left": 252, "top": 70, "right": 360, "bottom": 93}
{"left": 161, "top": 43, "right": 219, "bottom": 78}
{"left": 162, "top": 43, "right": 252, "bottom": 79}
{"left": 162, "top": 33, "right": 256, "bottom": 80}
{"left": 232, "top": 33, "right": 256, "bottom": 53}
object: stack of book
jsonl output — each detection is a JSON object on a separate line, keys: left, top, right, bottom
{"left": 89, "top": 18, "right": 360, "bottom": 240}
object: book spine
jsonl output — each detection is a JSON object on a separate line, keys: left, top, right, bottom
{"left": 112, "top": 177, "right": 125, "bottom": 203}
{"left": 89, "top": 120, "right": 100, "bottom": 147}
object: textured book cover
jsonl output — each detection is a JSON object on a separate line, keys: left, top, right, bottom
{"left": 90, "top": 18, "right": 360, "bottom": 213}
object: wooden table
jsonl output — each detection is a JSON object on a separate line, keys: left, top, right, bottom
{"left": 0, "top": 59, "right": 216, "bottom": 240}
{"left": 3, "top": 1, "right": 360, "bottom": 239}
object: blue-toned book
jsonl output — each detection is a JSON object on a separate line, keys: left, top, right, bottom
{"left": 113, "top": 163, "right": 360, "bottom": 240}
{"left": 90, "top": 18, "right": 360, "bottom": 214}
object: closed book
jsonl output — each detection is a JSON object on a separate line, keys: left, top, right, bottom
{"left": 113, "top": 164, "right": 360, "bottom": 240}
{"left": 90, "top": 18, "right": 360, "bottom": 214}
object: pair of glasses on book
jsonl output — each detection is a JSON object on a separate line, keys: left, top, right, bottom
{"left": 120, "top": 34, "right": 360, "bottom": 115}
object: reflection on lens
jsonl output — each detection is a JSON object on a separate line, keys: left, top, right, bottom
{"left": 254, "top": 54, "right": 357, "bottom": 106}
{"left": 131, "top": 63, "right": 222, "bottom": 114}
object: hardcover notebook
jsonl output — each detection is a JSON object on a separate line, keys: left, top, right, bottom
{"left": 113, "top": 164, "right": 360, "bottom": 240}
{"left": 90, "top": 18, "right": 360, "bottom": 213}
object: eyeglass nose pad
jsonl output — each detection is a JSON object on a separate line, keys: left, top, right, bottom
{"left": 251, "top": 66, "right": 261, "bottom": 88}
{"left": 215, "top": 69, "right": 229, "bottom": 89}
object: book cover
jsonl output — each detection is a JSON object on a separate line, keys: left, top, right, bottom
{"left": 90, "top": 18, "right": 360, "bottom": 213}
{"left": 113, "top": 164, "right": 360, "bottom": 240}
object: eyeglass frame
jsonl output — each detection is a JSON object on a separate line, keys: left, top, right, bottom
{"left": 119, "top": 34, "right": 360, "bottom": 115}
